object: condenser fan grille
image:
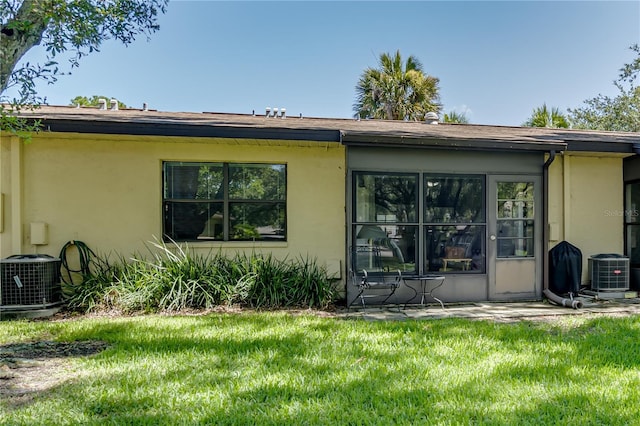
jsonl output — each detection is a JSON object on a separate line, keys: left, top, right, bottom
{"left": 0, "top": 255, "right": 61, "bottom": 308}
{"left": 589, "top": 255, "right": 629, "bottom": 292}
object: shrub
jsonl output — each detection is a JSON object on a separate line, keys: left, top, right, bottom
{"left": 62, "top": 240, "right": 337, "bottom": 313}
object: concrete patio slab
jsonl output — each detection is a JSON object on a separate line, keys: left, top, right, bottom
{"left": 337, "top": 297, "right": 640, "bottom": 322}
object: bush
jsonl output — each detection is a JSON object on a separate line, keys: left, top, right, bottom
{"left": 62, "top": 240, "right": 338, "bottom": 313}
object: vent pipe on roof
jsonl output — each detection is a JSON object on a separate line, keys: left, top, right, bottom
{"left": 425, "top": 112, "right": 439, "bottom": 125}
{"left": 265, "top": 107, "right": 271, "bottom": 117}
{"left": 143, "top": 102, "right": 148, "bottom": 111}
{"left": 110, "top": 99, "right": 118, "bottom": 111}
{"left": 273, "top": 107, "right": 279, "bottom": 118}
{"left": 280, "top": 108, "right": 286, "bottom": 119}
{"left": 98, "top": 99, "right": 107, "bottom": 110}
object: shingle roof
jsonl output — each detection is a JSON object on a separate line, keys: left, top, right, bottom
{"left": 17, "top": 105, "right": 640, "bottom": 154}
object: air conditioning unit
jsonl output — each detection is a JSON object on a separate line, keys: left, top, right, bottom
{"left": 0, "top": 254, "right": 61, "bottom": 309}
{"left": 589, "top": 254, "right": 629, "bottom": 292}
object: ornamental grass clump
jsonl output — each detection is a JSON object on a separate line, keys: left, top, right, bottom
{"left": 63, "top": 240, "right": 337, "bottom": 313}
{"left": 243, "top": 253, "right": 336, "bottom": 309}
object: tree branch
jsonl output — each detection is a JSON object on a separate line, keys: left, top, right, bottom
{"left": 0, "top": 0, "right": 50, "bottom": 93}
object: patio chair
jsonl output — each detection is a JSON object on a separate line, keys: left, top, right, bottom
{"left": 350, "top": 268, "right": 403, "bottom": 309}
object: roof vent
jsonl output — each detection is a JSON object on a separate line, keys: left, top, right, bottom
{"left": 98, "top": 99, "right": 107, "bottom": 110}
{"left": 110, "top": 99, "right": 119, "bottom": 111}
{"left": 280, "top": 108, "right": 286, "bottom": 119}
{"left": 425, "top": 112, "right": 439, "bottom": 125}
{"left": 265, "top": 107, "right": 271, "bottom": 117}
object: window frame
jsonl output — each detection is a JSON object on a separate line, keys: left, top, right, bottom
{"left": 163, "top": 161, "right": 287, "bottom": 242}
{"left": 423, "top": 174, "right": 487, "bottom": 273}
{"left": 350, "top": 171, "right": 487, "bottom": 275}
{"left": 351, "top": 171, "right": 419, "bottom": 274}
{"left": 625, "top": 180, "right": 640, "bottom": 267}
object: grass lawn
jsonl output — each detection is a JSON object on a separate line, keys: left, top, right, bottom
{"left": 1, "top": 311, "right": 640, "bottom": 425}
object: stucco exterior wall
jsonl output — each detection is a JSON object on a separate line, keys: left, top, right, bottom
{"left": 548, "top": 153, "right": 625, "bottom": 284}
{"left": 1, "top": 133, "right": 346, "bottom": 279}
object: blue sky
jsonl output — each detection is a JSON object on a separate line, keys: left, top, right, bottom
{"left": 13, "top": 0, "right": 640, "bottom": 126}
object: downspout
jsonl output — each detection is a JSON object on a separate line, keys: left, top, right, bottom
{"left": 543, "top": 150, "right": 582, "bottom": 309}
{"left": 542, "top": 150, "right": 555, "bottom": 294}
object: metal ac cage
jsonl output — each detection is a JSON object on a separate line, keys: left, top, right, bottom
{"left": 589, "top": 254, "right": 630, "bottom": 292}
{"left": 0, "top": 254, "right": 62, "bottom": 309}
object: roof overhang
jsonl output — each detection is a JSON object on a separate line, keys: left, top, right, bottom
{"left": 340, "top": 131, "right": 568, "bottom": 152}
{"left": 39, "top": 118, "right": 341, "bottom": 142}
{"left": 13, "top": 106, "right": 640, "bottom": 156}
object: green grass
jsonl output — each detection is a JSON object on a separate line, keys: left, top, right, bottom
{"left": 2, "top": 313, "right": 640, "bottom": 425}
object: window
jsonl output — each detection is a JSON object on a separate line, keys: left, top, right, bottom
{"left": 626, "top": 181, "right": 640, "bottom": 267}
{"left": 424, "top": 175, "right": 486, "bottom": 273}
{"left": 352, "top": 172, "right": 418, "bottom": 273}
{"left": 351, "top": 172, "right": 486, "bottom": 274}
{"left": 496, "top": 182, "right": 534, "bottom": 258}
{"left": 163, "top": 162, "right": 286, "bottom": 242}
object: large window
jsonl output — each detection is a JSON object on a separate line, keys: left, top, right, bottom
{"left": 163, "top": 162, "right": 286, "bottom": 242}
{"left": 424, "top": 175, "right": 486, "bottom": 273}
{"left": 352, "top": 172, "right": 486, "bottom": 274}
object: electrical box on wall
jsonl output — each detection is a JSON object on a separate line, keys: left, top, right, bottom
{"left": 30, "top": 222, "right": 48, "bottom": 245}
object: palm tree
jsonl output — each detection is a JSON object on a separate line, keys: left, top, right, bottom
{"left": 443, "top": 111, "right": 469, "bottom": 124}
{"left": 70, "top": 95, "right": 127, "bottom": 109}
{"left": 523, "top": 104, "right": 570, "bottom": 128}
{"left": 354, "top": 50, "right": 441, "bottom": 121}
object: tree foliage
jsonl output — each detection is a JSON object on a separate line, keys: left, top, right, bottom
{"left": 568, "top": 44, "right": 640, "bottom": 132}
{"left": 443, "top": 110, "right": 469, "bottom": 124}
{"left": 1, "top": 0, "right": 168, "bottom": 131}
{"left": 70, "top": 95, "right": 127, "bottom": 108}
{"left": 523, "top": 103, "right": 569, "bottom": 128}
{"left": 353, "top": 50, "right": 441, "bottom": 121}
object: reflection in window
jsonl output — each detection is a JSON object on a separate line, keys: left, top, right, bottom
{"left": 425, "top": 225, "right": 485, "bottom": 273}
{"left": 424, "top": 174, "right": 485, "bottom": 273}
{"left": 352, "top": 225, "right": 417, "bottom": 274}
{"left": 163, "top": 162, "right": 286, "bottom": 241}
{"left": 355, "top": 173, "right": 417, "bottom": 223}
{"left": 424, "top": 175, "right": 484, "bottom": 223}
{"left": 353, "top": 172, "right": 418, "bottom": 274}
{"left": 497, "top": 182, "right": 534, "bottom": 257}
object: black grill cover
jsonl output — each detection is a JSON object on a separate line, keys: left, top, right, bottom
{"left": 549, "top": 241, "right": 583, "bottom": 294}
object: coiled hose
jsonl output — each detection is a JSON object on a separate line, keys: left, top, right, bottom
{"left": 59, "top": 240, "right": 97, "bottom": 285}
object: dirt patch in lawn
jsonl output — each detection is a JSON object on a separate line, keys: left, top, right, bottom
{"left": 0, "top": 340, "right": 107, "bottom": 407}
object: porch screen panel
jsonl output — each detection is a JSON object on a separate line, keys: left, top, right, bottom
{"left": 424, "top": 175, "right": 486, "bottom": 273}
{"left": 353, "top": 172, "right": 418, "bottom": 273}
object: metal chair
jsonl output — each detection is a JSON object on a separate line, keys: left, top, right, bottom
{"left": 350, "top": 268, "right": 403, "bottom": 309}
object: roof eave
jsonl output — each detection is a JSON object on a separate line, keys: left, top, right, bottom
{"left": 340, "top": 132, "right": 567, "bottom": 152}
{"left": 38, "top": 118, "right": 341, "bottom": 142}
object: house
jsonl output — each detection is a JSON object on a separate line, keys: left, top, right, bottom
{"left": 1, "top": 105, "right": 639, "bottom": 306}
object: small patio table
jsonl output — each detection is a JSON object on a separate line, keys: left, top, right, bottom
{"left": 403, "top": 275, "right": 446, "bottom": 309}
